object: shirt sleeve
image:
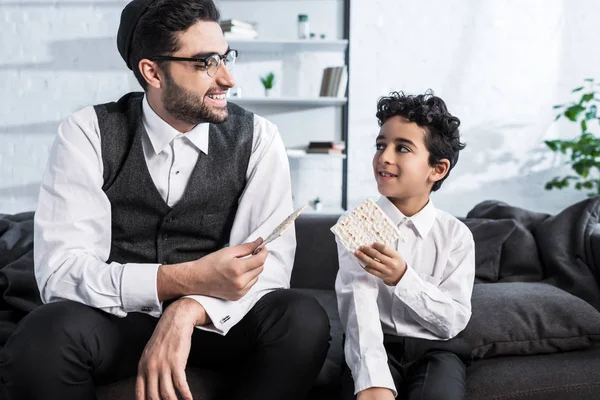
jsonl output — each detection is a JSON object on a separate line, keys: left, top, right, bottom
{"left": 335, "top": 237, "right": 397, "bottom": 396}
{"left": 34, "top": 107, "right": 162, "bottom": 318}
{"left": 181, "top": 115, "right": 296, "bottom": 335}
{"left": 393, "top": 225, "right": 475, "bottom": 339}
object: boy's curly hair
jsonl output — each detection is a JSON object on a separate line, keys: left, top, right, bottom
{"left": 376, "top": 90, "right": 465, "bottom": 191}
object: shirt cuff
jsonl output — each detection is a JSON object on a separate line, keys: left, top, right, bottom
{"left": 181, "top": 295, "right": 240, "bottom": 336}
{"left": 352, "top": 355, "right": 397, "bottom": 396}
{"left": 394, "top": 263, "right": 425, "bottom": 300}
{"left": 121, "top": 262, "right": 162, "bottom": 317}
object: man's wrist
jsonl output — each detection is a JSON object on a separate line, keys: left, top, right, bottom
{"left": 357, "top": 387, "right": 394, "bottom": 399}
{"left": 169, "top": 297, "right": 211, "bottom": 326}
{"left": 157, "top": 261, "right": 194, "bottom": 301}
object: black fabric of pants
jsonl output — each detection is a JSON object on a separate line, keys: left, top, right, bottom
{"left": 0, "top": 289, "right": 331, "bottom": 400}
{"left": 341, "top": 334, "right": 471, "bottom": 400}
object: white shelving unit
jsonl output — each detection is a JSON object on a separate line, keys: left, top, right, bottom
{"left": 228, "top": 39, "right": 348, "bottom": 53}
{"left": 229, "top": 97, "right": 347, "bottom": 107}
{"left": 304, "top": 207, "right": 346, "bottom": 215}
{"left": 286, "top": 149, "right": 347, "bottom": 159}
{"left": 219, "top": 0, "right": 350, "bottom": 212}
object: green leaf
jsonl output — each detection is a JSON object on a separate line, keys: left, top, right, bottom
{"left": 581, "top": 119, "right": 588, "bottom": 132}
{"left": 572, "top": 86, "right": 585, "bottom": 92}
{"left": 585, "top": 78, "right": 595, "bottom": 83}
{"left": 544, "top": 140, "right": 558, "bottom": 151}
{"left": 554, "top": 114, "right": 561, "bottom": 121}
{"left": 553, "top": 104, "right": 564, "bottom": 109}
{"left": 573, "top": 160, "right": 591, "bottom": 177}
{"left": 581, "top": 93, "right": 594, "bottom": 103}
{"left": 564, "top": 105, "right": 585, "bottom": 121}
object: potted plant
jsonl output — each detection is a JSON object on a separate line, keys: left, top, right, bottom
{"left": 544, "top": 78, "right": 600, "bottom": 197}
{"left": 260, "top": 72, "right": 275, "bottom": 97}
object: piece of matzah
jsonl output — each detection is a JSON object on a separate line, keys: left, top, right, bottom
{"left": 330, "top": 198, "right": 401, "bottom": 254}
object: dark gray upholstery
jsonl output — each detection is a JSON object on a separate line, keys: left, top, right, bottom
{"left": 460, "top": 283, "right": 600, "bottom": 359}
{"left": 466, "top": 346, "right": 600, "bottom": 400}
{"left": 2, "top": 198, "right": 600, "bottom": 399}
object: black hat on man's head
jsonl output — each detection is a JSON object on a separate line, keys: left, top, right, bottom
{"left": 117, "top": 0, "right": 157, "bottom": 70}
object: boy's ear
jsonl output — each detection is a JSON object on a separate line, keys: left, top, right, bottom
{"left": 429, "top": 159, "right": 450, "bottom": 184}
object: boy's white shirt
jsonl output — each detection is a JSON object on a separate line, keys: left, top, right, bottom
{"left": 334, "top": 196, "right": 475, "bottom": 396}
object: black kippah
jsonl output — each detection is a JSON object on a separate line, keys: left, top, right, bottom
{"left": 116, "top": 0, "right": 157, "bottom": 70}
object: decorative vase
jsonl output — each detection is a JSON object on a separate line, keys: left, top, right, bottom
{"left": 265, "top": 88, "right": 272, "bottom": 97}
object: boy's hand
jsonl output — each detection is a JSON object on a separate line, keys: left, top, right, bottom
{"left": 357, "top": 387, "right": 395, "bottom": 400}
{"left": 355, "top": 242, "right": 407, "bottom": 286}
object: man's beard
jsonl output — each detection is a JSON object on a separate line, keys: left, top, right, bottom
{"left": 162, "top": 72, "right": 229, "bottom": 125}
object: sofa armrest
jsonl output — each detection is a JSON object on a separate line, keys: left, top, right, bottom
{"left": 291, "top": 213, "right": 341, "bottom": 291}
{"left": 590, "top": 224, "right": 600, "bottom": 288}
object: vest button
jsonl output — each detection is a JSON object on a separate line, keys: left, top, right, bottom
{"left": 166, "top": 216, "right": 173, "bottom": 223}
{"left": 162, "top": 234, "right": 169, "bottom": 240}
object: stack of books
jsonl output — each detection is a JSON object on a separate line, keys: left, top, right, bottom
{"left": 319, "top": 66, "right": 348, "bottom": 98}
{"left": 306, "top": 141, "right": 346, "bottom": 155}
{"left": 220, "top": 19, "right": 258, "bottom": 40}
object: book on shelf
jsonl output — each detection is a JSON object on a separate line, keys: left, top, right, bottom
{"left": 319, "top": 66, "right": 348, "bottom": 98}
{"left": 220, "top": 19, "right": 256, "bottom": 30}
{"left": 220, "top": 19, "right": 258, "bottom": 39}
{"left": 308, "top": 141, "right": 346, "bottom": 150}
{"left": 307, "top": 141, "right": 345, "bottom": 154}
{"left": 306, "top": 148, "right": 345, "bottom": 155}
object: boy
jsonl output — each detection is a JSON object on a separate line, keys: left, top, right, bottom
{"left": 335, "top": 91, "right": 475, "bottom": 400}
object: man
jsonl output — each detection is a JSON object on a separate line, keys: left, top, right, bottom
{"left": 0, "top": 1, "right": 330, "bottom": 399}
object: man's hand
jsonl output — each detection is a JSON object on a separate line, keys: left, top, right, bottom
{"left": 355, "top": 242, "right": 407, "bottom": 286}
{"left": 136, "top": 298, "right": 207, "bottom": 400}
{"left": 357, "top": 387, "right": 396, "bottom": 400}
{"left": 158, "top": 238, "right": 268, "bottom": 302}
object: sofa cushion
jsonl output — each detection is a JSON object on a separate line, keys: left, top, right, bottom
{"left": 467, "top": 345, "right": 600, "bottom": 400}
{"left": 291, "top": 214, "right": 341, "bottom": 291}
{"left": 460, "top": 282, "right": 600, "bottom": 360}
{"left": 460, "top": 218, "right": 544, "bottom": 283}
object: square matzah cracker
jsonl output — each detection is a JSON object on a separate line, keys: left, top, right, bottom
{"left": 330, "top": 198, "right": 401, "bottom": 254}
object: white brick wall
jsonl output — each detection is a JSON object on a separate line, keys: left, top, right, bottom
{"left": 347, "top": 0, "right": 600, "bottom": 216}
{"left": 0, "top": 0, "right": 345, "bottom": 213}
{"left": 0, "top": 1, "right": 133, "bottom": 213}
{"left": 2, "top": 0, "right": 600, "bottom": 216}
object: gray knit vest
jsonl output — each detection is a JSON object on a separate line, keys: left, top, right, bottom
{"left": 93, "top": 92, "right": 254, "bottom": 265}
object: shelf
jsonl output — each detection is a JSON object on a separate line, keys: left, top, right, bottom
{"left": 286, "top": 149, "right": 346, "bottom": 159}
{"left": 303, "top": 207, "right": 345, "bottom": 215}
{"left": 228, "top": 39, "right": 348, "bottom": 53}
{"left": 228, "top": 97, "right": 347, "bottom": 107}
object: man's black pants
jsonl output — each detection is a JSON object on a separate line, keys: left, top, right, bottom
{"left": 341, "top": 334, "right": 471, "bottom": 400}
{"left": 0, "top": 289, "right": 331, "bottom": 400}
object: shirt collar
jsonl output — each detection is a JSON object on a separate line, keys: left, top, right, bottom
{"left": 376, "top": 196, "right": 437, "bottom": 238}
{"left": 142, "top": 94, "right": 209, "bottom": 155}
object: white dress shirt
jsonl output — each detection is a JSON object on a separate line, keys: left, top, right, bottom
{"left": 335, "top": 196, "right": 475, "bottom": 396}
{"left": 34, "top": 94, "right": 295, "bottom": 336}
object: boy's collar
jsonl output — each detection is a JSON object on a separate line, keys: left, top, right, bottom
{"left": 376, "top": 196, "right": 437, "bottom": 239}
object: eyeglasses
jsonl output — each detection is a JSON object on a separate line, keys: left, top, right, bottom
{"left": 149, "top": 49, "right": 238, "bottom": 77}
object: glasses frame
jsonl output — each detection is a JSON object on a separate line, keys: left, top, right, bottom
{"left": 149, "top": 49, "right": 239, "bottom": 76}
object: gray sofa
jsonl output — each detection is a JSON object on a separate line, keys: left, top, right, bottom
{"left": 2, "top": 198, "right": 600, "bottom": 399}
